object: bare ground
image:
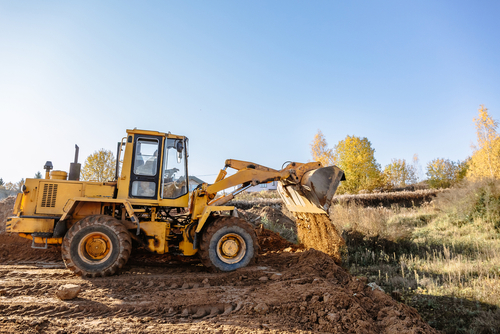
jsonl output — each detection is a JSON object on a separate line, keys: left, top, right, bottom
{"left": 0, "top": 197, "right": 437, "bottom": 333}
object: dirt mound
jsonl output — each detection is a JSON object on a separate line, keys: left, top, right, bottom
{"left": 296, "top": 213, "right": 346, "bottom": 265}
{"left": 0, "top": 196, "right": 15, "bottom": 233}
{"left": 245, "top": 249, "right": 438, "bottom": 333}
{"left": 256, "top": 227, "right": 303, "bottom": 253}
{"left": 0, "top": 246, "right": 438, "bottom": 333}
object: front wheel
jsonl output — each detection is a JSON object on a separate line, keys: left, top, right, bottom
{"left": 199, "top": 216, "right": 258, "bottom": 272}
{"left": 61, "top": 215, "right": 132, "bottom": 278}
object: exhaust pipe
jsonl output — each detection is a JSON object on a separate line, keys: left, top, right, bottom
{"left": 68, "top": 145, "right": 81, "bottom": 181}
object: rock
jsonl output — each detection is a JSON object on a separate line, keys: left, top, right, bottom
{"left": 367, "top": 282, "right": 385, "bottom": 292}
{"left": 181, "top": 308, "right": 189, "bottom": 317}
{"left": 323, "top": 293, "right": 331, "bottom": 303}
{"left": 202, "top": 278, "right": 209, "bottom": 284}
{"left": 254, "top": 303, "right": 269, "bottom": 314}
{"left": 270, "top": 273, "right": 282, "bottom": 280}
{"left": 56, "top": 284, "right": 81, "bottom": 300}
{"left": 258, "top": 276, "right": 269, "bottom": 281}
{"left": 327, "top": 312, "right": 340, "bottom": 322}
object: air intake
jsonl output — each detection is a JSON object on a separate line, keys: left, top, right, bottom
{"left": 41, "top": 184, "right": 58, "bottom": 208}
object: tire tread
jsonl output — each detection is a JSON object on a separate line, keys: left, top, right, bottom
{"left": 199, "top": 216, "right": 258, "bottom": 272}
{"left": 61, "top": 215, "right": 132, "bottom": 277}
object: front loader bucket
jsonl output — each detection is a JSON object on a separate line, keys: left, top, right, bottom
{"left": 278, "top": 166, "right": 345, "bottom": 214}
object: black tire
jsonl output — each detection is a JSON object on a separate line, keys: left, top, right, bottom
{"left": 199, "top": 216, "right": 258, "bottom": 272}
{"left": 61, "top": 215, "right": 132, "bottom": 278}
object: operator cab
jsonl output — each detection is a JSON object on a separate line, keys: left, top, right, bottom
{"left": 117, "top": 130, "right": 189, "bottom": 201}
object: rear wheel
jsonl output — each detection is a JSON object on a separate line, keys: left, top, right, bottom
{"left": 199, "top": 216, "right": 258, "bottom": 272}
{"left": 62, "top": 215, "right": 132, "bottom": 278}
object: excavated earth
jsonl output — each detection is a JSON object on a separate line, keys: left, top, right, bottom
{"left": 0, "top": 197, "right": 438, "bottom": 333}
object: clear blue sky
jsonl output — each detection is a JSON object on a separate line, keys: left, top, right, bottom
{"left": 1, "top": 1, "right": 499, "bottom": 183}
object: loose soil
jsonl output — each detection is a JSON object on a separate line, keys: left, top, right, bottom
{"left": 0, "top": 198, "right": 437, "bottom": 333}
{"left": 295, "top": 213, "right": 346, "bottom": 265}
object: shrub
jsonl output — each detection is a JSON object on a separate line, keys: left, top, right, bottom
{"left": 435, "top": 179, "right": 500, "bottom": 228}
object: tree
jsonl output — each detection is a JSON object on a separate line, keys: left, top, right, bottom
{"left": 383, "top": 158, "right": 418, "bottom": 188}
{"left": 426, "top": 158, "right": 467, "bottom": 189}
{"left": 333, "top": 135, "right": 382, "bottom": 194}
{"left": 4, "top": 182, "right": 16, "bottom": 191}
{"left": 81, "top": 149, "right": 116, "bottom": 182}
{"left": 467, "top": 105, "right": 500, "bottom": 180}
{"left": 0, "top": 178, "right": 4, "bottom": 188}
{"left": 310, "top": 130, "right": 334, "bottom": 167}
{"left": 34, "top": 171, "right": 42, "bottom": 179}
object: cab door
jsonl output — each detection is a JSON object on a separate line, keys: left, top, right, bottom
{"left": 129, "top": 135, "right": 163, "bottom": 199}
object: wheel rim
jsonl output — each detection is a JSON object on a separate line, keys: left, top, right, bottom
{"left": 78, "top": 232, "right": 113, "bottom": 265}
{"left": 216, "top": 233, "right": 246, "bottom": 264}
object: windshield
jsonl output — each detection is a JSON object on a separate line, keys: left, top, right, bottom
{"left": 162, "top": 138, "right": 188, "bottom": 199}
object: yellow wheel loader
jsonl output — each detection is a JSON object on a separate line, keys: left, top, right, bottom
{"left": 6, "top": 129, "right": 345, "bottom": 277}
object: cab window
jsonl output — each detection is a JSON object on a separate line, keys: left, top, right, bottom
{"left": 134, "top": 139, "right": 159, "bottom": 176}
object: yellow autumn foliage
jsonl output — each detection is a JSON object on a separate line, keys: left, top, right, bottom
{"left": 81, "top": 149, "right": 116, "bottom": 182}
{"left": 467, "top": 105, "right": 500, "bottom": 180}
{"left": 333, "top": 135, "right": 383, "bottom": 194}
{"left": 310, "top": 130, "right": 334, "bottom": 167}
{"left": 383, "top": 158, "right": 418, "bottom": 188}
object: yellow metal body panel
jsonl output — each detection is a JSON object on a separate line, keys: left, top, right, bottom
{"left": 12, "top": 193, "right": 22, "bottom": 215}
{"left": 18, "top": 233, "right": 62, "bottom": 245}
{"left": 195, "top": 206, "right": 235, "bottom": 233}
{"left": 140, "top": 221, "right": 167, "bottom": 254}
{"left": 179, "top": 238, "right": 197, "bottom": 256}
{"left": 6, "top": 217, "right": 55, "bottom": 233}
{"left": 83, "top": 183, "right": 114, "bottom": 198}
{"left": 61, "top": 198, "right": 138, "bottom": 224}
{"left": 19, "top": 178, "right": 41, "bottom": 216}
{"left": 71, "top": 201, "right": 102, "bottom": 221}
{"left": 35, "top": 181, "right": 83, "bottom": 214}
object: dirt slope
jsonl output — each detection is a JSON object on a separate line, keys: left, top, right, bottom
{"left": 0, "top": 196, "right": 15, "bottom": 233}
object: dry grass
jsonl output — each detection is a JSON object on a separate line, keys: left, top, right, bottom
{"left": 329, "top": 181, "right": 500, "bottom": 333}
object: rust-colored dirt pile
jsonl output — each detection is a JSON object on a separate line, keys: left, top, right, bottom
{"left": 0, "top": 196, "right": 15, "bottom": 233}
{"left": 295, "top": 213, "right": 346, "bottom": 265}
{"left": 256, "top": 227, "right": 303, "bottom": 253}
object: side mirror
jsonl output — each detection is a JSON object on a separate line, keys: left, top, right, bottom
{"left": 176, "top": 141, "right": 184, "bottom": 163}
{"left": 176, "top": 141, "right": 184, "bottom": 153}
